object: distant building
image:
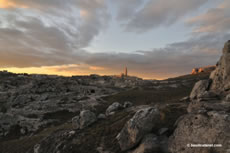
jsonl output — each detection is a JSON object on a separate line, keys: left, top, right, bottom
{"left": 125, "top": 67, "right": 128, "bottom": 76}
{"left": 120, "top": 67, "right": 128, "bottom": 78}
{"left": 191, "top": 66, "right": 216, "bottom": 74}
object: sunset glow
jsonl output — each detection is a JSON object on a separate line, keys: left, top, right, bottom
{"left": 0, "top": 0, "right": 229, "bottom": 79}
{"left": 0, "top": 0, "right": 27, "bottom": 8}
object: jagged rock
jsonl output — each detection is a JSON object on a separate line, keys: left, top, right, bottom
{"left": 187, "top": 100, "right": 230, "bottom": 113}
{"left": 72, "top": 110, "right": 97, "bottom": 130}
{"left": 169, "top": 41, "right": 230, "bottom": 153}
{"left": 190, "top": 80, "right": 210, "bottom": 99}
{"left": 116, "top": 107, "right": 161, "bottom": 151}
{"left": 105, "top": 102, "right": 123, "bottom": 116}
{"left": 169, "top": 112, "right": 230, "bottom": 153}
{"left": 130, "top": 134, "right": 160, "bottom": 153}
{"left": 210, "top": 40, "right": 230, "bottom": 91}
{"left": 197, "top": 91, "right": 219, "bottom": 101}
{"left": 123, "top": 101, "right": 133, "bottom": 108}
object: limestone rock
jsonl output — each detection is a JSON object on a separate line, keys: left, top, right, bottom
{"left": 72, "top": 116, "right": 80, "bottom": 129}
{"left": 169, "top": 112, "right": 230, "bottom": 153}
{"left": 130, "top": 134, "right": 160, "bottom": 153}
{"left": 72, "top": 110, "right": 97, "bottom": 130}
{"left": 169, "top": 41, "right": 230, "bottom": 153}
{"left": 190, "top": 80, "right": 210, "bottom": 99}
{"left": 225, "top": 93, "right": 230, "bottom": 102}
{"left": 97, "top": 114, "right": 106, "bottom": 120}
{"left": 197, "top": 91, "right": 219, "bottom": 101}
{"left": 123, "top": 101, "right": 133, "bottom": 108}
{"left": 29, "top": 130, "right": 76, "bottom": 153}
{"left": 116, "top": 107, "right": 161, "bottom": 151}
{"left": 210, "top": 40, "right": 230, "bottom": 91}
{"left": 105, "top": 102, "right": 123, "bottom": 116}
{"left": 187, "top": 100, "right": 230, "bottom": 113}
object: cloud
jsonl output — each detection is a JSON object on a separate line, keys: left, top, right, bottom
{"left": 0, "top": 0, "right": 73, "bottom": 9}
{"left": 115, "top": 0, "right": 208, "bottom": 32}
{"left": 83, "top": 33, "right": 228, "bottom": 79}
{"left": 187, "top": 0, "right": 230, "bottom": 33}
{"left": 0, "top": 0, "right": 229, "bottom": 79}
{"left": 114, "top": 0, "right": 145, "bottom": 21}
{"left": 0, "top": 0, "right": 28, "bottom": 8}
{"left": 0, "top": 0, "right": 109, "bottom": 67}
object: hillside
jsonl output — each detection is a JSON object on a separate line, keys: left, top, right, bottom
{"left": 0, "top": 70, "right": 210, "bottom": 153}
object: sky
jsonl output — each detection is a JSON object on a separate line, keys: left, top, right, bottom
{"left": 0, "top": 0, "right": 229, "bottom": 79}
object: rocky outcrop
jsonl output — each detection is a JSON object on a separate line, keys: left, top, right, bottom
{"left": 210, "top": 40, "right": 230, "bottom": 91}
{"left": 72, "top": 110, "right": 97, "bottom": 130}
{"left": 190, "top": 80, "right": 210, "bottom": 99}
{"left": 105, "top": 102, "right": 123, "bottom": 116}
{"left": 169, "top": 41, "right": 230, "bottom": 153}
{"left": 116, "top": 107, "right": 161, "bottom": 151}
{"left": 130, "top": 134, "right": 160, "bottom": 153}
{"left": 169, "top": 112, "right": 230, "bottom": 153}
{"left": 123, "top": 101, "right": 133, "bottom": 108}
{"left": 0, "top": 71, "right": 149, "bottom": 139}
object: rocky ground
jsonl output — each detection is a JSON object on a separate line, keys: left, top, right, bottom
{"left": 1, "top": 41, "right": 230, "bottom": 153}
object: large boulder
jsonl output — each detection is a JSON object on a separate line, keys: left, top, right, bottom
{"left": 210, "top": 40, "right": 230, "bottom": 91}
{"left": 130, "top": 134, "right": 160, "bottom": 153}
{"left": 72, "top": 110, "right": 97, "bottom": 129}
{"left": 190, "top": 80, "right": 210, "bottom": 99}
{"left": 105, "top": 102, "right": 123, "bottom": 116}
{"left": 169, "top": 112, "right": 230, "bottom": 153}
{"left": 169, "top": 41, "right": 230, "bottom": 153}
{"left": 116, "top": 107, "right": 161, "bottom": 151}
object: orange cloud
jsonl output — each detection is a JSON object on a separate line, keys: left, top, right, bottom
{"left": 80, "top": 10, "right": 89, "bottom": 18}
{"left": 0, "top": 64, "right": 107, "bottom": 77}
{"left": 89, "top": 66, "right": 105, "bottom": 71}
{"left": 0, "top": 0, "right": 28, "bottom": 8}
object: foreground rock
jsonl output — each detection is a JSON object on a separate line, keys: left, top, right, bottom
{"left": 72, "top": 110, "right": 97, "bottom": 129}
{"left": 169, "top": 112, "right": 230, "bottom": 153}
{"left": 130, "top": 134, "right": 160, "bottom": 153}
{"left": 169, "top": 40, "right": 230, "bottom": 153}
{"left": 210, "top": 40, "right": 230, "bottom": 91}
{"left": 116, "top": 107, "right": 161, "bottom": 151}
{"left": 190, "top": 80, "right": 210, "bottom": 99}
